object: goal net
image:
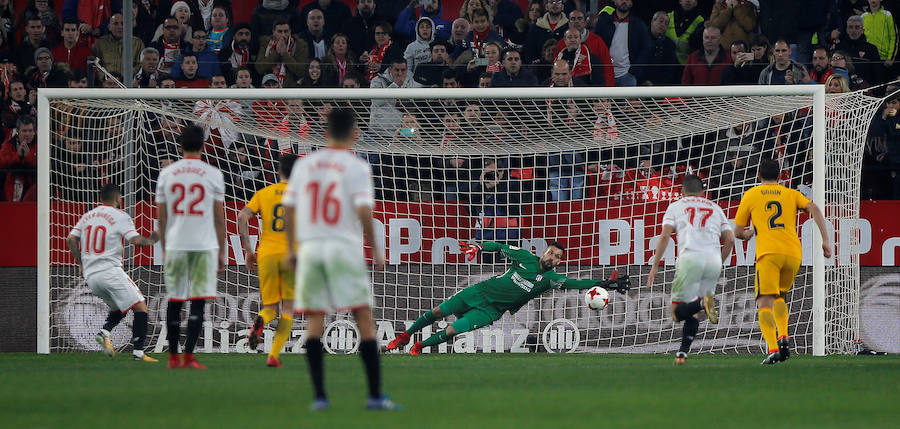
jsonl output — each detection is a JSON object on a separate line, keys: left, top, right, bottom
{"left": 38, "top": 86, "right": 882, "bottom": 356}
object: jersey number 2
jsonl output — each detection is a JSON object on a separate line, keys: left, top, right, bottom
{"left": 766, "top": 201, "right": 785, "bottom": 229}
{"left": 171, "top": 183, "right": 205, "bottom": 216}
{"left": 685, "top": 207, "right": 714, "bottom": 227}
{"left": 306, "top": 181, "right": 340, "bottom": 225}
{"left": 83, "top": 225, "right": 107, "bottom": 254}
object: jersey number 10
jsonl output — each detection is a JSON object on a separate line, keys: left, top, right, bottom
{"left": 82, "top": 225, "right": 107, "bottom": 254}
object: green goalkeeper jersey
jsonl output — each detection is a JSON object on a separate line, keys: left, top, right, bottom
{"left": 473, "top": 242, "right": 599, "bottom": 314}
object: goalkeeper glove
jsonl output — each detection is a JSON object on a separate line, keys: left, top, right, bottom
{"left": 459, "top": 240, "right": 482, "bottom": 261}
{"left": 601, "top": 269, "right": 631, "bottom": 295}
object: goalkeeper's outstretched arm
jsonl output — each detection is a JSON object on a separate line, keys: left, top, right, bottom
{"left": 557, "top": 269, "right": 631, "bottom": 294}
{"left": 459, "top": 240, "right": 539, "bottom": 262}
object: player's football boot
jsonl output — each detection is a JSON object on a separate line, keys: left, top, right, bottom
{"left": 760, "top": 351, "right": 782, "bottom": 365}
{"left": 310, "top": 398, "right": 330, "bottom": 411}
{"left": 181, "top": 353, "right": 207, "bottom": 370}
{"left": 168, "top": 353, "right": 182, "bottom": 369}
{"left": 409, "top": 341, "right": 423, "bottom": 355}
{"left": 133, "top": 353, "right": 158, "bottom": 362}
{"left": 777, "top": 336, "right": 791, "bottom": 361}
{"left": 386, "top": 332, "right": 411, "bottom": 350}
{"left": 703, "top": 294, "right": 719, "bottom": 324}
{"left": 248, "top": 316, "right": 265, "bottom": 351}
{"left": 266, "top": 355, "right": 282, "bottom": 367}
{"left": 95, "top": 332, "right": 115, "bottom": 358}
{"left": 673, "top": 352, "right": 687, "bottom": 366}
{"left": 366, "top": 396, "right": 402, "bottom": 411}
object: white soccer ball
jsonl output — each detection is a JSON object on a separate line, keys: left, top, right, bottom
{"left": 585, "top": 286, "right": 610, "bottom": 311}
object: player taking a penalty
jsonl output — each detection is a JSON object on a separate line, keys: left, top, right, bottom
{"left": 733, "top": 159, "right": 832, "bottom": 365}
{"left": 646, "top": 175, "right": 735, "bottom": 365}
{"left": 238, "top": 154, "right": 298, "bottom": 367}
{"left": 387, "top": 241, "right": 632, "bottom": 354}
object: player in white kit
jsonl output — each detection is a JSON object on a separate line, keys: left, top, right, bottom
{"left": 155, "top": 124, "right": 227, "bottom": 370}
{"left": 282, "top": 109, "right": 397, "bottom": 411}
{"left": 66, "top": 183, "right": 161, "bottom": 362}
{"left": 646, "top": 175, "right": 735, "bottom": 365}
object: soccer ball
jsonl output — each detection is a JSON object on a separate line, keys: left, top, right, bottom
{"left": 585, "top": 287, "right": 610, "bottom": 311}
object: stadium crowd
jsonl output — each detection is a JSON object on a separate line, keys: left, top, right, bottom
{"left": 2, "top": 0, "right": 900, "bottom": 206}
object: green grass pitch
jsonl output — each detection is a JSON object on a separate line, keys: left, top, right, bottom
{"left": 1, "top": 353, "right": 898, "bottom": 428}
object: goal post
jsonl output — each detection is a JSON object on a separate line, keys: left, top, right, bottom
{"left": 37, "top": 85, "right": 877, "bottom": 356}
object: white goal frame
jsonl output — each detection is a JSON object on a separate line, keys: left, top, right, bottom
{"left": 36, "top": 85, "right": 828, "bottom": 355}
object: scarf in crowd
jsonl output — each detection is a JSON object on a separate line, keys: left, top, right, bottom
{"left": 198, "top": 0, "right": 214, "bottom": 30}
{"left": 367, "top": 40, "right": 392, "bottom": 81}
{"left": 133, "top": 69, "right": 161, "bottom": 87}
{"left": 557, "top": 44, "right": 592, "bottom": 77}
{"left": 160, "top": 40, "right": 181, "bottom": 72}
{"left": 265, "top": 35, "right": 296, "bottom": 86}
{"left": 472, "top": 29, "right": 490, "bottom": 56}
{"left": 593, "top": 109, "right": 618, "bottom": 143}
{"left": 194, "top": 99, "right": 242, "bottom": 149}
{"left": 229, "top": 40, "right": 250, "bottom": 69}
{"left": 272, "top": 112, "right": 310, "bottom": 154}
{"left": 208, "top": 27, "right": 228, "bottom": 54}
{"left": 486, "top": 61, "right": 501, "bottom": 73}
{"left": 28, "top": 70, "right": 49, "bottom": 89}
{"left": 334, "top": 55, "right": 348, "bottom": 82}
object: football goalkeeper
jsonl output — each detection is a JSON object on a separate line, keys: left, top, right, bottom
{"left": 387, "top": 241, "right": 631, "bottom": 354}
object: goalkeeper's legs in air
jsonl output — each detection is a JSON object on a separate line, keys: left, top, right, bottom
{"left": 411, "top": 308, "right": 499, "bottom": 355}
{"left": 671, "top": 300, "right": 703, "bottom": 365}
{"left": 386, "top": 290, "right": 476, "bottom": 351}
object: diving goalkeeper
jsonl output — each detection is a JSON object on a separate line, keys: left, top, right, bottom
{"left": 387, "top": 241, "right": 631, "bottom": 354}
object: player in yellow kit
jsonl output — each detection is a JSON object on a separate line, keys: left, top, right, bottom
{"left": 734, "top": 158, "right": 832, "bottom": 365}
{"left": 238, "top": 154, "right": 298, "bottom": 367}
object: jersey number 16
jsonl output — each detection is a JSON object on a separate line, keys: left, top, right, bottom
{"left": 306, "top": 181, "right": 341, "bottom": 225}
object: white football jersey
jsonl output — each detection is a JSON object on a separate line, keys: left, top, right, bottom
{"left": 155, "top": 157, "right": 225, "bottom": 251}
{"left": 69, "top": 205, "right": 140, "bottom": 278}
{"left": 662, "top": 195, "right": 730, "bottom": 255}
{"left": 282, "top": 148, "right": 375, "bottom": 245}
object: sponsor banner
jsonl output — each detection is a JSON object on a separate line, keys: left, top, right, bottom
{"left": 32, "top": 200, "right": 900, "bottom": 267}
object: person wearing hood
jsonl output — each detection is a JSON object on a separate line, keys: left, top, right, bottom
{"left": 405, "top": 17, "right": 436, "bottom": 74}
{"left": 524, "top": 0, "right": 569, "bottom": 62}
{"left": 396, "top": 0, "right": 450, "bottom": 44}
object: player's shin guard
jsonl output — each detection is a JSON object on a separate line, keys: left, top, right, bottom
{"left": 305, "top": 338, "right": 327, "bottom": 399}
{"left": 102, "top": 310, "right": 125, "bottom": 332}
{"left": 166, "top": 301, "right": 184, "bottom": 355}
{"left": 269, "top": 315, "right": 293, "bottom": 359}
{"left": 184, "top": 300, "right": 205, "bottom": 354}
{"left": 773, "top": 298, "right": 790, "bottom": 340}
{"left": 758, "top": 308, "right": 778, "bottom": 352}
{"left": 132, "top": 311, "right": 148, "bottom": 352}
{"left": 359, "top": 339, "right": 381, "bottom": 399}
{"left": 679, "top": 317, "right": 699, "bottom": 354}
{"left": 421, "top": 330, "right": 449, "bottom": 347}
{"left": 407, "top": 311, "right": 437, "bottom": 334}
{"left": 674, "top": 300, "right": 702, "bottom": 321}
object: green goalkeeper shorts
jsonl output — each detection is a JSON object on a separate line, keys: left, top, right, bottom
{"left": 439, "top": 286, "right": 503, "bottom": 333}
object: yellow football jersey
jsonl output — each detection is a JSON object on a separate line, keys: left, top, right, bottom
{"left": 735, "top": 183, "right": 811, "bottom": 261}
{"left": 245, "top": 182, "right": 289, "bottom": 257}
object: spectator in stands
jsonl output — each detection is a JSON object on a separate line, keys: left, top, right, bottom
{"left": 681, "top": 26, "right": 731, "bottom": 85}
{"left": 251, "top": 0, "right": 302, "bottom": 38}
{"left": 153, "top": 1, "right": 195, "bottom": 43}
{"left": 477, "top": 71, "right": 492, "bottom": 87}
{"left": 721, "top": 40, "right": 759, "bottom": 84}
{"left": 342, "top": 0, "right": 383, "bottom": 56}
{"left": 171, "top": 27, "right": 221, "bottom": 79}
{"left": 22, "top": 0, "right": 61, "bottom": 44}
{"left": 555, "top": 28, "right": 612, "bottom": 86}
{"left": 460, "top": 0, "right": 491, "bottom": 23}
{"left": 14, "top": 16, "right": 52, "bottom": 71}
{"left": 555, "top": 10, "right": 614, "bottom": 81}
{"left": 2, "top": 81, "right": 36, "bottom": 129}
{"left": 206, "top": 6, "right": 232, "bottom": 55}
{"left": 808, "top": 46, "right": 834, "bottom": 84}
{"left": 413, "top": 39, "right": 452, "bottom": 87}
{"left": 133, "top": 47, "right": 164, "bottom": 88}
{"left": 529, "top": 39, "right": 556, "bottom": 84}
{"left": 753, "top": 111, "right": 809, "bottom": 182}
{"left": 67, "top": 68, "right": 87, "bottom": 87}
{"left": 269, "top": 97, "right": 311, "bottom": 156}
{"left": 405, "top": 17, "right": 436, "bottom": 74}
{"left": 643, "top": 11, "right": 679, "bottom": 85}
{"left": 461, "top": 39, "right": 501, "bottom": 86}
{"left": 397, "top": 0, "right": 450, "bottom": 43}
{"left": 300, "top": 0, "right": 352, "bottom": 36}
{"left": 667, "top": 0, "right": 705, "bottom": 65}
{"left": 151, "top": 17, "right": 187, "bottom": 75}
{"left": 25, "top": 48, "right": 70, "bottom": 90}
{"left": 835, "top": 15, "right": 884, "bottom": 87}
{"left": 872, "top": 93, "right": 900, "bottom": 198}
{"left": 60, "top": 0, "right": 109, "bottom": 39}
{"left": 322, "top": 34, "right": 358, "bottom": 85}
{"left": 707, "top": 0, "right": 756, "bottom": 55}
{"left": 830, "top": 50, "right": 868, "bottom": 90}
{"left": 0, "top": 0, "right": 15, "bottom": 42}
{"left": 299, "top": 8, "right": 331, "bottom": 61}
{"left": 825, "top": 73, "right": 850, "bottom": 93}
{"left": 711, "top": 149, "right": 755, "bottom": 201}
{"left": 525, "top": 0, "right": 568, "bottom": 62}
{"left": 464, "top": 8, "right": 505, "bottom": 58}
{"left": 132, "top": 0, "right": 158, "bottom": 44}
{"left": 219, "top": 23, "right": 256, "bottom": 84}
{"left": 507, "top": 2, "right": 539, "bottom": 48}
{"left": 548, "top": 58, "right": 573, "bottom": 86}
{"left": 595, "top": 0, "right": 650, "bottom": 87}
{"left": 299, "top": 58, "right": 333, "bottom": 87}
{"left": 861, "top": 0, "right": 896, "bottom": 67}
{"left": 256, "top": 18, "right": 309, "bottom": 88}
{"left": 547, "top": 146, "right": 585, "bottom": 201}
{"left": 478, "top": 158, "right": 508, "bottom": 216}
{"left": 362, "top": 21, "right": 403, "bottom": 83}
{"left": 369, "top": 59, "right": 414, "bottom": 136}
{"left": 53, "top": 18, "right": 91, "bottom": 73}
{"left": 174, "top": 53, "right": 209, "bottom": 87}
{"left": 0, "top": 116, "right": 38, "bottom": 201}
{"left": 224, "top": 143, "right": 264, "bottom": 201}
{"left": 231, "top": 66, "right": 254, "bottom": 88}
{"left": 93, "top": 13, "right": 144, "bottom": 78}
{"left": 758, "top": 39, "right": 812, "bottom": 84}
{"left": 392, "top": 113, "right": 425, "bottom": 145}
{"left": 449, "top": 18, "right": 471, "bottom": 62}
{"left": 52, "top": 128, "right": 95, "bottom": 202}
{"left": 491, "top": 48, "right": 538, "bottom": 87}
{"left": 756, "top": 0, "right": 801, "bottom": 60}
